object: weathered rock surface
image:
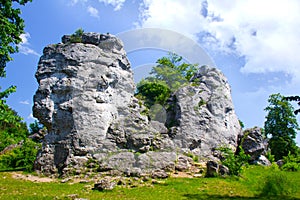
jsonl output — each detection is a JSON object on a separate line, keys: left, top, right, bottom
{"left": 168, "top": 66, "right": 241, "bottom": 156}
{"left": 238, "top": 127, "right": 269, "bottom": 164}
{"left": 33, "top": 32, "right": 241, "bottom": 176}
{"left": 206, "top": 160, "right": 229, "bottom": 177}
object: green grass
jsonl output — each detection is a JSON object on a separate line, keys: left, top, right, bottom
{"left": 0, "top": 166, "right": 299, "bottom": 200}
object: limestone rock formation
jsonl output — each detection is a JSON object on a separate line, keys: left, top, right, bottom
{"left": 238, "top": 127, "right": 270, "bottom": 165}
{"left": 33, "top": 32, "right": 241, "bottom": 176}
{"left": 168, "top": 66, "right": 241, "bottom": 156}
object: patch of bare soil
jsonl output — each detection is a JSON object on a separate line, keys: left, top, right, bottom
{"left": 11, "top": 172, "right": 54, "bottom": 183}
{"left": 171, "top": 171, "right": 194, "bottom": 178}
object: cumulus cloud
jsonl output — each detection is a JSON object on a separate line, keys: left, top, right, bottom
{"left": 19, "top": 32, "right": 40, "bottom": 56}
{"left": 137, "top": 0, "right": 300, "bottom": 80}
{"left": 98, "top": 0, "right": 126, "bottom": 11}
{"left": 87, "top": 6, "right": 100, "bottom": 18}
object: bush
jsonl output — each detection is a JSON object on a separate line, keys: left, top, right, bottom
{"left": 136, "top": 80, "right": 171, "bottom": 108}
{"left": 70, "top": 28, "right": 84, "bottom": 43}
{"left": 260, "top": 171, "right": 295, "bottom": 197}
{"left": 281, "top": 152, "right": 300, "bottom": 171}
{"left": 0, "top": 138, "right": 41, "bottom": 172}
{"left": 217, "top": 146, "right": 250, "bottom": 176}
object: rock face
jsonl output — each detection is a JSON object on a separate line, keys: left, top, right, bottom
{"left": 238, "top": 127, "right": 269, "bottom": 164}
{"left": 168, "top": 66, "right": 241, "bottom": 156}
{"left": 33, "top": 32, "right": 241, "bottom": 176}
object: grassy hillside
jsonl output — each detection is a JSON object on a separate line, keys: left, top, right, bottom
{"left": 0, "top": 166, "right": 299, "bottom": 200}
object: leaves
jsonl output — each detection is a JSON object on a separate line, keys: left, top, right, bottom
{"left": 0, "top": 0, "right": 32, "bottom": 77}
{"left": 264, "top": 93, "right": 299, "bottom": 160}
{"left": 136, "top": 53, "right": 198, "bottom": 110}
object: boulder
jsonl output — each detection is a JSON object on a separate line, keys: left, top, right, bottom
{"left": 239, "top": 127, "right": 268, "bottom": 161}
{"left": 206, "top": 160, "right": 229, "bottom": 177}
{"left": 94, "top": 177, "right": 116, "bottom": 191}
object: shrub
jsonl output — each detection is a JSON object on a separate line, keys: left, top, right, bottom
{"left": 265, "top": 150, "right": 275, "bottom": 163}
{"left": 281, "top": 152, "right": 300, "bottom": 171}
{"left": 217, "top": 146, "right": 250, "bottom": 176}
{"left": 136, "top": 80, "right": 171, "bottom": 108}
{"left": 70, "top": 28, "right": 84, "bottom": 43}
{"left": 0, "top": 138, "right": 41, "bottom": 172}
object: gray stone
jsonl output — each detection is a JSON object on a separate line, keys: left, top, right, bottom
{"left": 206, "top": 160, "right": 229, "bottom": 177}
{"left": 206, "top": 160, "right": 219, "bottom": 177}
{"left": 169, "top": 66, "right": 241, "bottom": 157}
{"left": 239, "top": 127, "right": 268, "bottom": 161}
{"left": 175, "top": 155, "right": 193, "bottom": 171}
{"left": 253, "top": 155, "right": 271, "bottom": 166}
{"left": 33, "top": 32, "right": 242, "bottom": 177}
{"left": 151, "top": 169, "right": 169, "bottom": 179}
{"left": 93, "top": 177, "right": 116, "bottom": 191}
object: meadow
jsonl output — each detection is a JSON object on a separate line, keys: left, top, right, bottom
{"left": 0, "top": 165, "right": 299, "bottom": 200}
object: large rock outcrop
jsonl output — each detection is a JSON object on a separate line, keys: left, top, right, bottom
{"left": 168, "top": 66, "right": 241, "bottom": 156}
{"left": 33, "top": 32, "right": 241, "bottom": 176}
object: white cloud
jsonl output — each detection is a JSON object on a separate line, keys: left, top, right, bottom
{"left": 20, "top": 33, "right": 30, "bottom": 44}
{"left": 69, "top": 0, "right": 87, "bottom": 6}
{"left": 87, "top": 6, "right": 99, "bottom": 18}
{"left": 137, "top": 0, "right": 300, "bottom": 80}
{"left": 98, "top": 0, "right": 126, "bottom": 11}
{"left": 18, "top": 32, "right": 40, "bottom": 56}
{"left": 19, "top": 100, "right": 30, "bottom": 105}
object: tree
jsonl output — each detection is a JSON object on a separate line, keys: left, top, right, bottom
{"left": 149, "top": 52, "right": 198, "bottom": 91}
{"left": 136, "top": 53, "right": 198, "bottom": 108}
{"left": 284, "top": 95, "right": 300, "bottom": 115}
{"left": 264, "top": 93, "right": 299, "bottom": 161}
{"left": 0, "top": 0, "right": 32, "bottom": 78}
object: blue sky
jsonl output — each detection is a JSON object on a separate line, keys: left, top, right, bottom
{"left": 1, "top": 0, "right": 300, "bottom": 144}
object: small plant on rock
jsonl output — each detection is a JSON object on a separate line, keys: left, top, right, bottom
{"left": 70, "top": 28, "right": 84, "bottom": 43}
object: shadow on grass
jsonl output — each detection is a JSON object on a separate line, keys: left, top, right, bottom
{"left": 183, "top": 194, "right": 300, "bottom": 200}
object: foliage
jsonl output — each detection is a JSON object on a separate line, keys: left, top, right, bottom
{"left": 0, "top": 138, "right": 40, "bottom": 172}
{"left": 136, "top": 80, "right": 171, "bottom": 108}
{"left": 29, "top": 120, "right": 44, "bottom": 134}
{"left": 281, "top": 151, "right": 300, "bottom": 171}
{"left": 149, "top": 52, "right": 198, "bottom": 91}
{"left": 0, "top": 99, "right": 41, "bottom": 172}
{"left": 238, "top": 120, "right": 245, "bottom": 129}
{"left": 284, "top": 95, "right": 300, "bottom": 115}
{"left": 264, "top": 93, "right": 299, "bottom": 161}
{"left": 265, "top": 150, "right": 275, "bottom": 163}
{"left": 0, "top": 0, "right": 32, "bottom": 78}
{"left": 70, "top": 28, "right": 84, "bottom": 43}
{"left": 0, "top": 100, "right": 29, "bottom": 152}
{"left": 217, "top": 146, "right": 250, "bottom": 176}
{"left": 136, "top": 53, "right": 198, "bottom": 110}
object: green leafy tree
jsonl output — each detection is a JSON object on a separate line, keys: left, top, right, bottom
{"left": 136, "top": 53, "right": 198, "bottom": 109}
{"left": 0, "top": 0, "right": 32, "bottom": 78}
{"left": 149, "top": 52, "right": 198, "bottom": 91}
{"left": 264, "top": 93, "right": 299, "bottom": 161}
{"left": 136, "top": 80, "right": 171, "bottom": 108}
